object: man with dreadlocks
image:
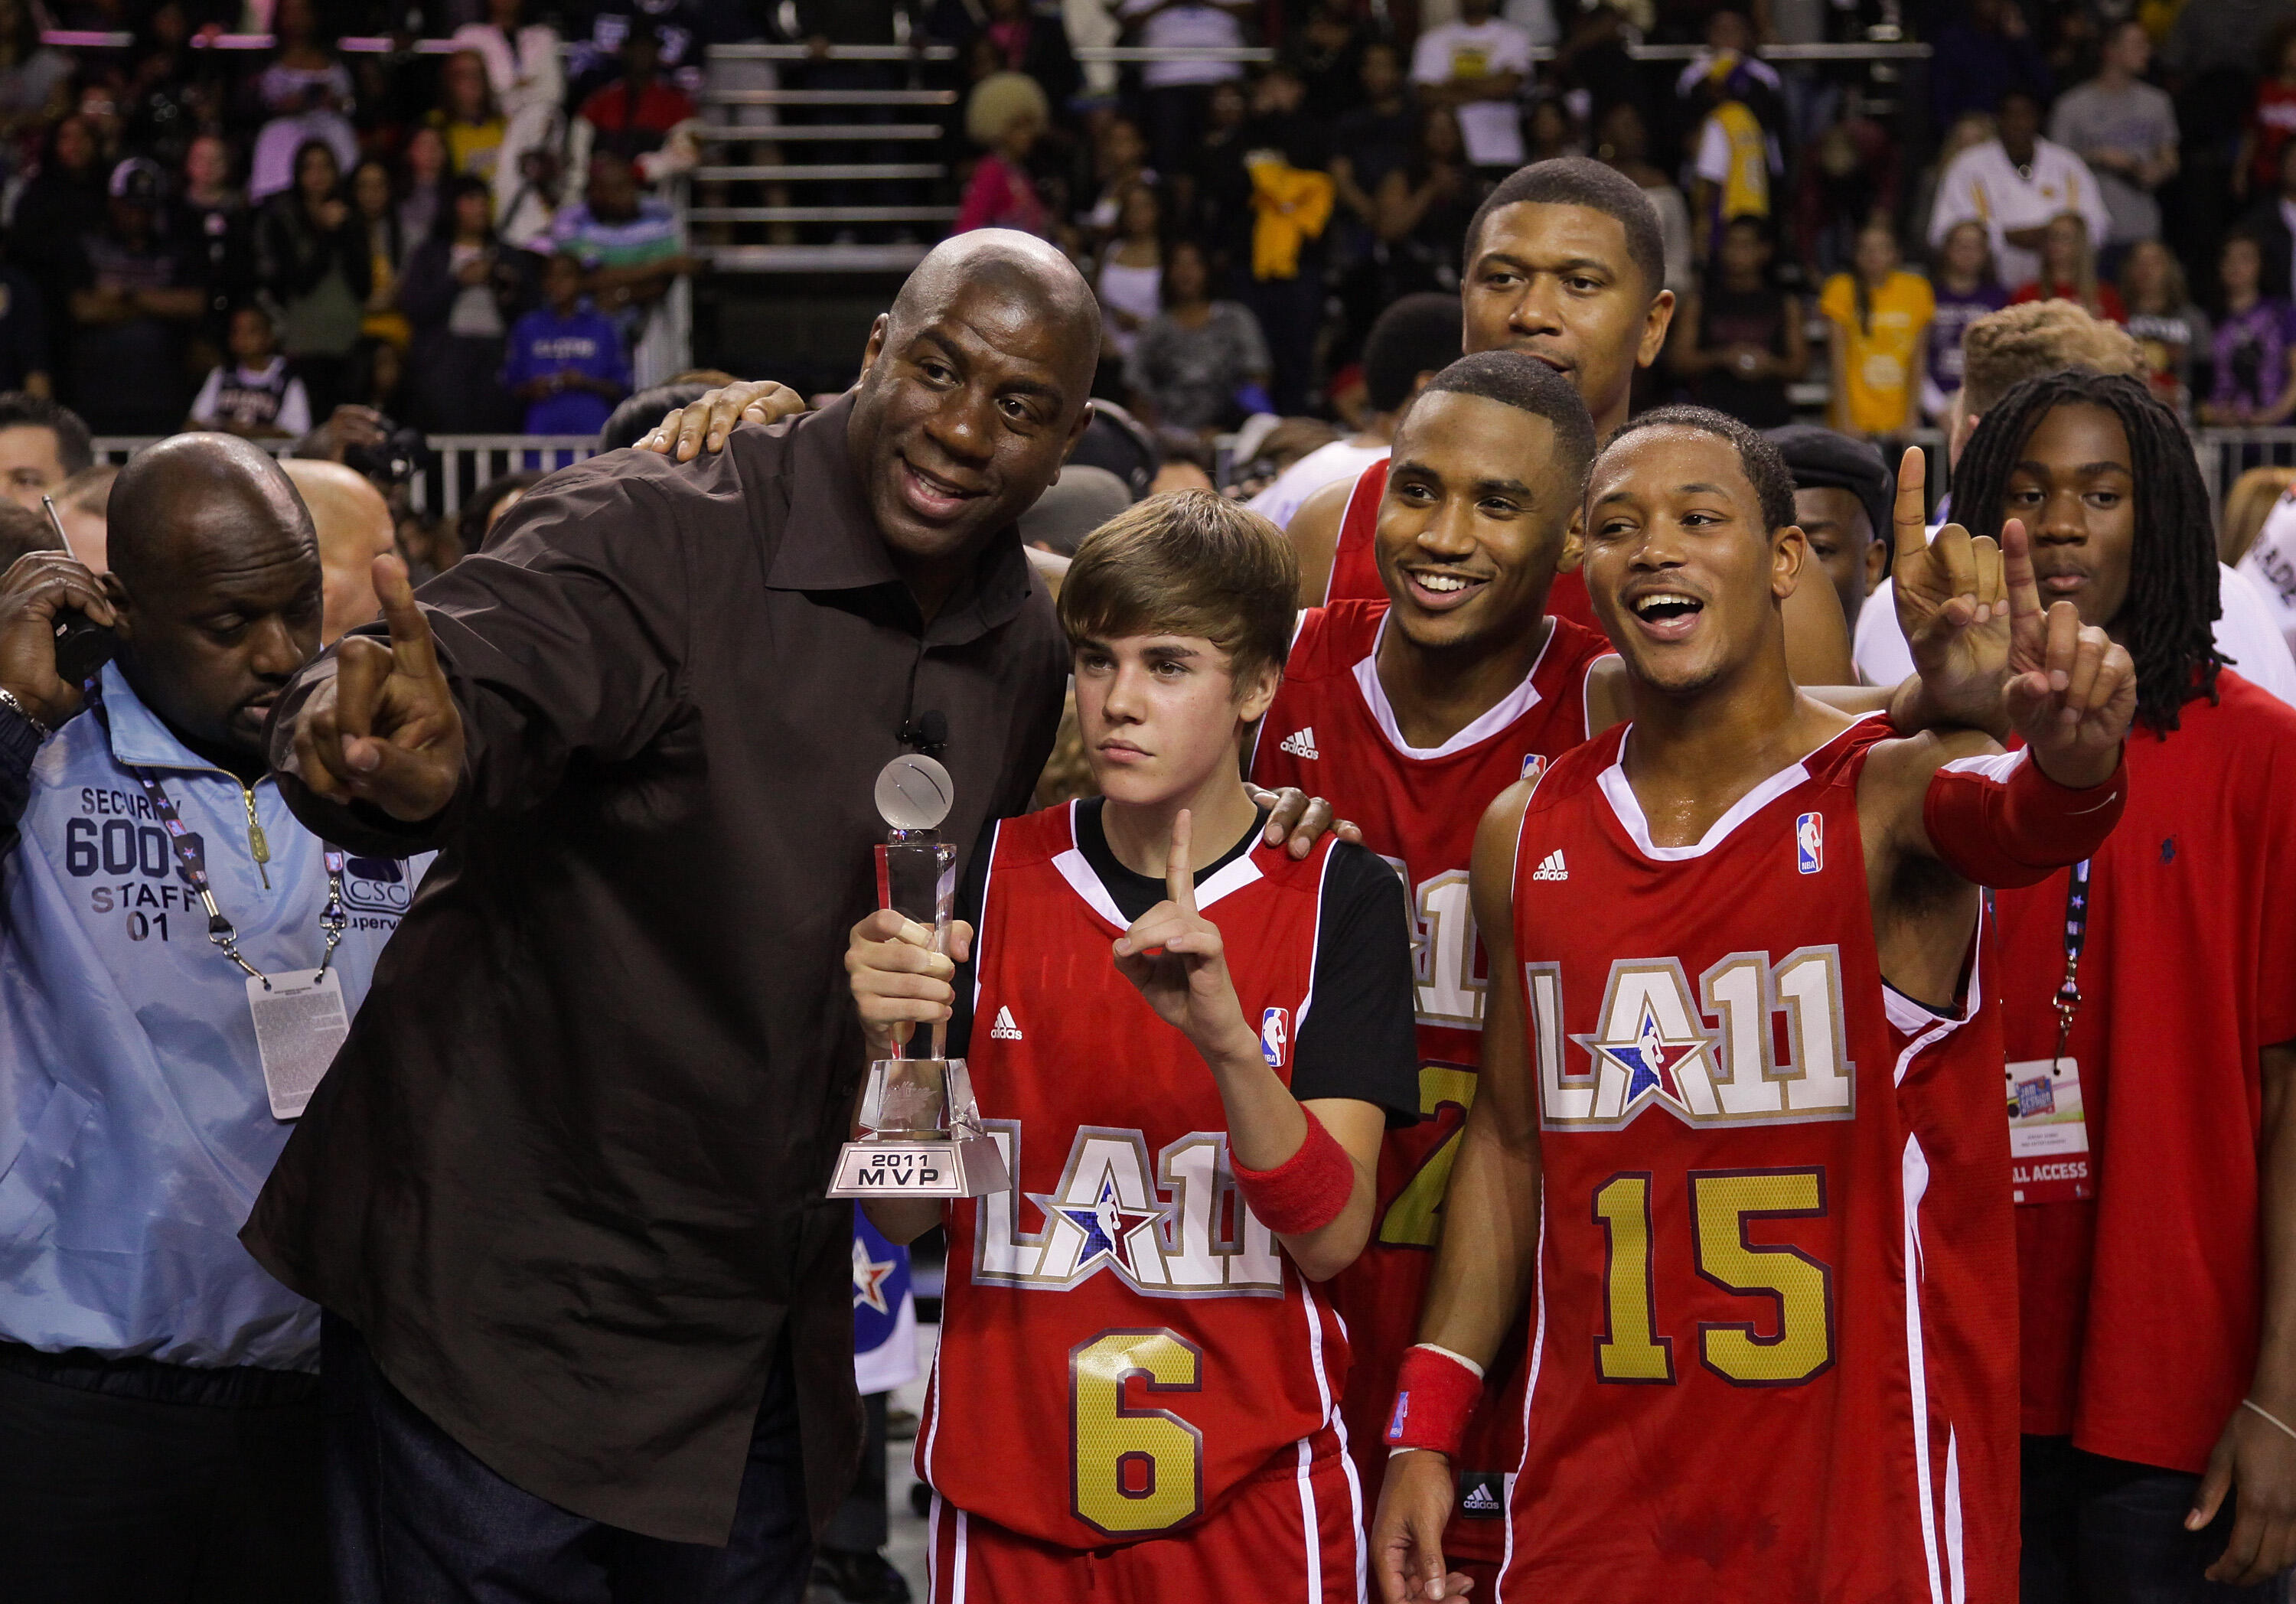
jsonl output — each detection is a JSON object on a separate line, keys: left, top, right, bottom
{"left": 1947, "top": 367, "right": 2296, "bottom": 1598}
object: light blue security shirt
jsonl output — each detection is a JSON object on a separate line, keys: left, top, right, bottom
{"left": 0, "top": 664, "right": 428, "bottom": 1370}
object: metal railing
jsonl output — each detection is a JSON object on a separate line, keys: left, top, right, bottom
{"left": 42, "top": 31, "right": 956, "bottom": 58}
{"left": 90, "top": 435, "right": 602, "bottom": 517}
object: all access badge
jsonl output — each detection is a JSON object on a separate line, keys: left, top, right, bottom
{"left": 2006, "top": 1056, "right": 2092, "bottom": 1204}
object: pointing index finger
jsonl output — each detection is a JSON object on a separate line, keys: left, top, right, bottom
{"left": 1893, "top": 444, "right": 1931, "bottom": 566}
{"left": 1166, "top": 808, "right": 1197, "bottom": 918}
{"left": 2002, "top": 516, "right": 2043, "bottom": 631}
{"left": 370, "top": 553, "right": 441, "bottom": 680}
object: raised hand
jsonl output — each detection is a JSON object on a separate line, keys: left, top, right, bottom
{"left": 2001, "top": 538, "right": 2136, "bottom": 788}
{"left": 1889, "top": 445, "right": 2014, "bottom": 727}
{"left": 0, "top": 549, "right": 114, "bottom": 729}
{"left": 2002, "top": 573, "right": 2140, "bottom": 794}
{"left": 639, "top": 380, "right": 810, "bottom": 461}
{"left": 288, "top": 554, "right": 465, "bottom": 820}
{"left": 1110, "top": 810, "right": 1256, "bottom": 1062}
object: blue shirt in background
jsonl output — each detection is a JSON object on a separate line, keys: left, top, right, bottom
{"left": 0, "top": 666, "right": 429, "bottom": 1370}
{"left": 501, "top": 300, "right": 631, "bottom": 436}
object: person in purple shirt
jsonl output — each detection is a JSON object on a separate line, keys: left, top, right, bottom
{"left": 1922, "top": 218, "right": 2010, "bottom": 423}
{"left": 500, "top": 251, "right": 631, "bottom": 436}
{"left": 2203, "top": 231, "right": 2296, "bottom": 427}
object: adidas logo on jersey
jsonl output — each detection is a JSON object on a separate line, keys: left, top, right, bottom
{"left": 1278, "top": 727, "right": 1319, "bottom": 760}
{"left": 1459, "top": 1478, "right": 1504, "bottom": 1515}
{"left": 1531, "top": 849, "right": 1569, "bottom": 881}
{"left": 990, "top": 1006, "right": 1023, "bottom": 1041}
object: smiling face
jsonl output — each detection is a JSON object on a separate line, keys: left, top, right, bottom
{"left": 1463, "top": 201, "right": 1670, "bottom": 435}
{"left": 1996, "top": 401, "right": 2135, "bottom": 631}
{"left": 846, "top": 269, "right": 1094, "bottom": 582}
{"left": 1375, "top": 390, "right": 1577, "bottom": 654}
{"left": 1074, "top": 631, "right": 1277, "bottom": 807}
{"left": 1941, "top": 220, "right": 1990, "bottom": 282}
{"left": 1582, "top": 425, "right": 1802, "bottom": 696}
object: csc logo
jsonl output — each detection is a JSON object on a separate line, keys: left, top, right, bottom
{"left": 342, "top": 856, "right": 413, "bottom": 916}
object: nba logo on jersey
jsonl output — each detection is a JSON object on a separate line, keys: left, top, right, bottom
{"left": 1796, "top": 811, "right": 1824, "bottom": 875}
{"left": 1521, "top": 753, "right": 1548, "bottom": 784}
{"left": 1261, "top": 1007, "right": 1290, "bottom": 1069}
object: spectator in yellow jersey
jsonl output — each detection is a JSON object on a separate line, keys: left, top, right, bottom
{"left": 1821, "top": 217, "right": 1934, "bottom": 436}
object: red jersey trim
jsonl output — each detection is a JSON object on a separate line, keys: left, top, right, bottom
{"left": 1324, "top": 458, "right": 1390, "bottom": 607}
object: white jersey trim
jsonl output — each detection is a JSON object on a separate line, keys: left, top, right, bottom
{"left": 1597, "top": 712, "right": 1887, "bottom": 862}
{"left": 1499, "top": 1189, "right": 1549, "bottom": 1603}
{"left": 1887, "top": 898, "right": 1986, "bottom": 1082}
{"left": 1049, "top": 802, "right": 1268, "bottom": 931}
{"left": 1351, "top": 611, "right": 1552, "bottom": 761}
{"left": 1902, "top": 1133, "right": 1952, "bottom": 1604}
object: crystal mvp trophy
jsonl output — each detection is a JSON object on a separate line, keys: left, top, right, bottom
{"left": 828, "top": 755, "right": 1010, "bottom": 1200}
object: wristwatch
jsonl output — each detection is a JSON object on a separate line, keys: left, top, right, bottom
{"left": 0, "top": 686, "right": 49, "bottom": 739}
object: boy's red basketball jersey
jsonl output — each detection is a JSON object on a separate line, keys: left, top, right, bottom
{"left": 1321, "top": 458, "right": 1602, "bottom": 633}
{"left": 1251, "top": 598, "right": 1615, "bottom": 1560}
{"left": 919, "top": 804, "right": 1361, "bottom": 1554}
{"left": 1499, "top": 716, "right": 2017, "bottom": 1603}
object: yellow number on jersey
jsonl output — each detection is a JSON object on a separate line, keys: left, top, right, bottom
{"left": 1377, "top": 1064, "right": 1479, "bottom": 1247}
{"left": 1071, "top": 1330, "right": 1205, "bottom": 1537}
{"left": 1592, "top": 1166, "right": 1832, "bottom": 1387}
{"left": 1691, "top": 1170, "right": 1833, "bottom": 1384}
{"left": 1592, "top": 1172, "right": 1675, "bottom": 1381}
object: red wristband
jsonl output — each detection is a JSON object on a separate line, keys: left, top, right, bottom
{"left": 1386, "top": 1344, "right": 1482, "bottom": 1456}
{"left": 1923, "top": 747, "right": 2128, "bottom": 888}
{"left": 1230, "top": 1110, "right": 1355, "bottom": 1236}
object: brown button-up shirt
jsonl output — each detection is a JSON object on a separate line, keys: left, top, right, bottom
{"left": 243, "top": 396, "right": 1068, "bottom": 1544}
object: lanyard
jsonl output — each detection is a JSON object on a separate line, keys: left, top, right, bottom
{"left": 88, "top": 687, "right": 347, "bottom": 987}
{"left": 2052, "top": 858, "right": 2092, "bottom": 1070}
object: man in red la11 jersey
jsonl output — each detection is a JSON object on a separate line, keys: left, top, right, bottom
{"left": 1251, "top": 350, "right": 1614, "bottom": 1589}
{"left": 1372, "top": 407, "right": 2141, "bottom": 1602}
{"left": 848, "top": 492, "right": 1420, "bottom": 1601}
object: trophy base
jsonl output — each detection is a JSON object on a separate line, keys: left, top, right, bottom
{"left": 827, "top": 1130, "right": 1010, "bottom": 1198}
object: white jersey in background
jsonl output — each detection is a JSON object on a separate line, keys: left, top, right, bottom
{"left": 1854, "top": 563, "right": 2296, "bottom": 706}
{"left": 1245, "top": 438, "right": 1391, "bottom": 532}
{"left": 2239, "top": 492, "right": 2296, "bottom": 661}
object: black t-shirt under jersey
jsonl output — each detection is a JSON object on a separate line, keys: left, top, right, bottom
{"left": 951, "top": 798, "right": 1421, "bottom": 1124}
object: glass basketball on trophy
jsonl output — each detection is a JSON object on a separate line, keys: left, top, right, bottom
{"left": 828, "top": 755, "right": 1010, "bottom": 1200}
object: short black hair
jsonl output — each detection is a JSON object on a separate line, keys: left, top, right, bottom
{"left": 1414, "top": 350, "right": 1599, "bottom": 496}
{"left": 1602, "top": 404, "right": 1796, "bottom": 533}
{"left": 1362, "top": 293, "right": 1463, "bottom": 413}
{"left": 597, "top": 383, "right": 714, "bottom": 453}
{"left": 0, "top": 392, "right": 93, "bottom": 474}
{"left": 1464, "top": 156, "right": 1666, "bottom": 298}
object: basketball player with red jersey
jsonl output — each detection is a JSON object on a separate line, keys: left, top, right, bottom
{"left": 1284, "top": 158, "right": 1854, "bottom": 683}
{"left": 846, "top": 493, "right": 1420, "bottom": 1600}
{"left": 1371, "top": 407, "right": 2141, "bottom": 1603}
{"left": 1251, "top": 350, "right": 1612, "bottom": 1588}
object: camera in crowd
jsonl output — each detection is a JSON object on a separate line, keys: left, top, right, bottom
{"left": 343, "top": 418, "right": 435, "bottom": 487}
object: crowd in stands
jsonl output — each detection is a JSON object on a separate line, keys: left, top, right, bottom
{"left": 923, "top": 0, "right": 2296, "bottom": 465}
{"left": 5, "top": 0, "right": 2296, "bottom": 456}
{"left": 0, "top": 0, "right": 700, "bottom": 441}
